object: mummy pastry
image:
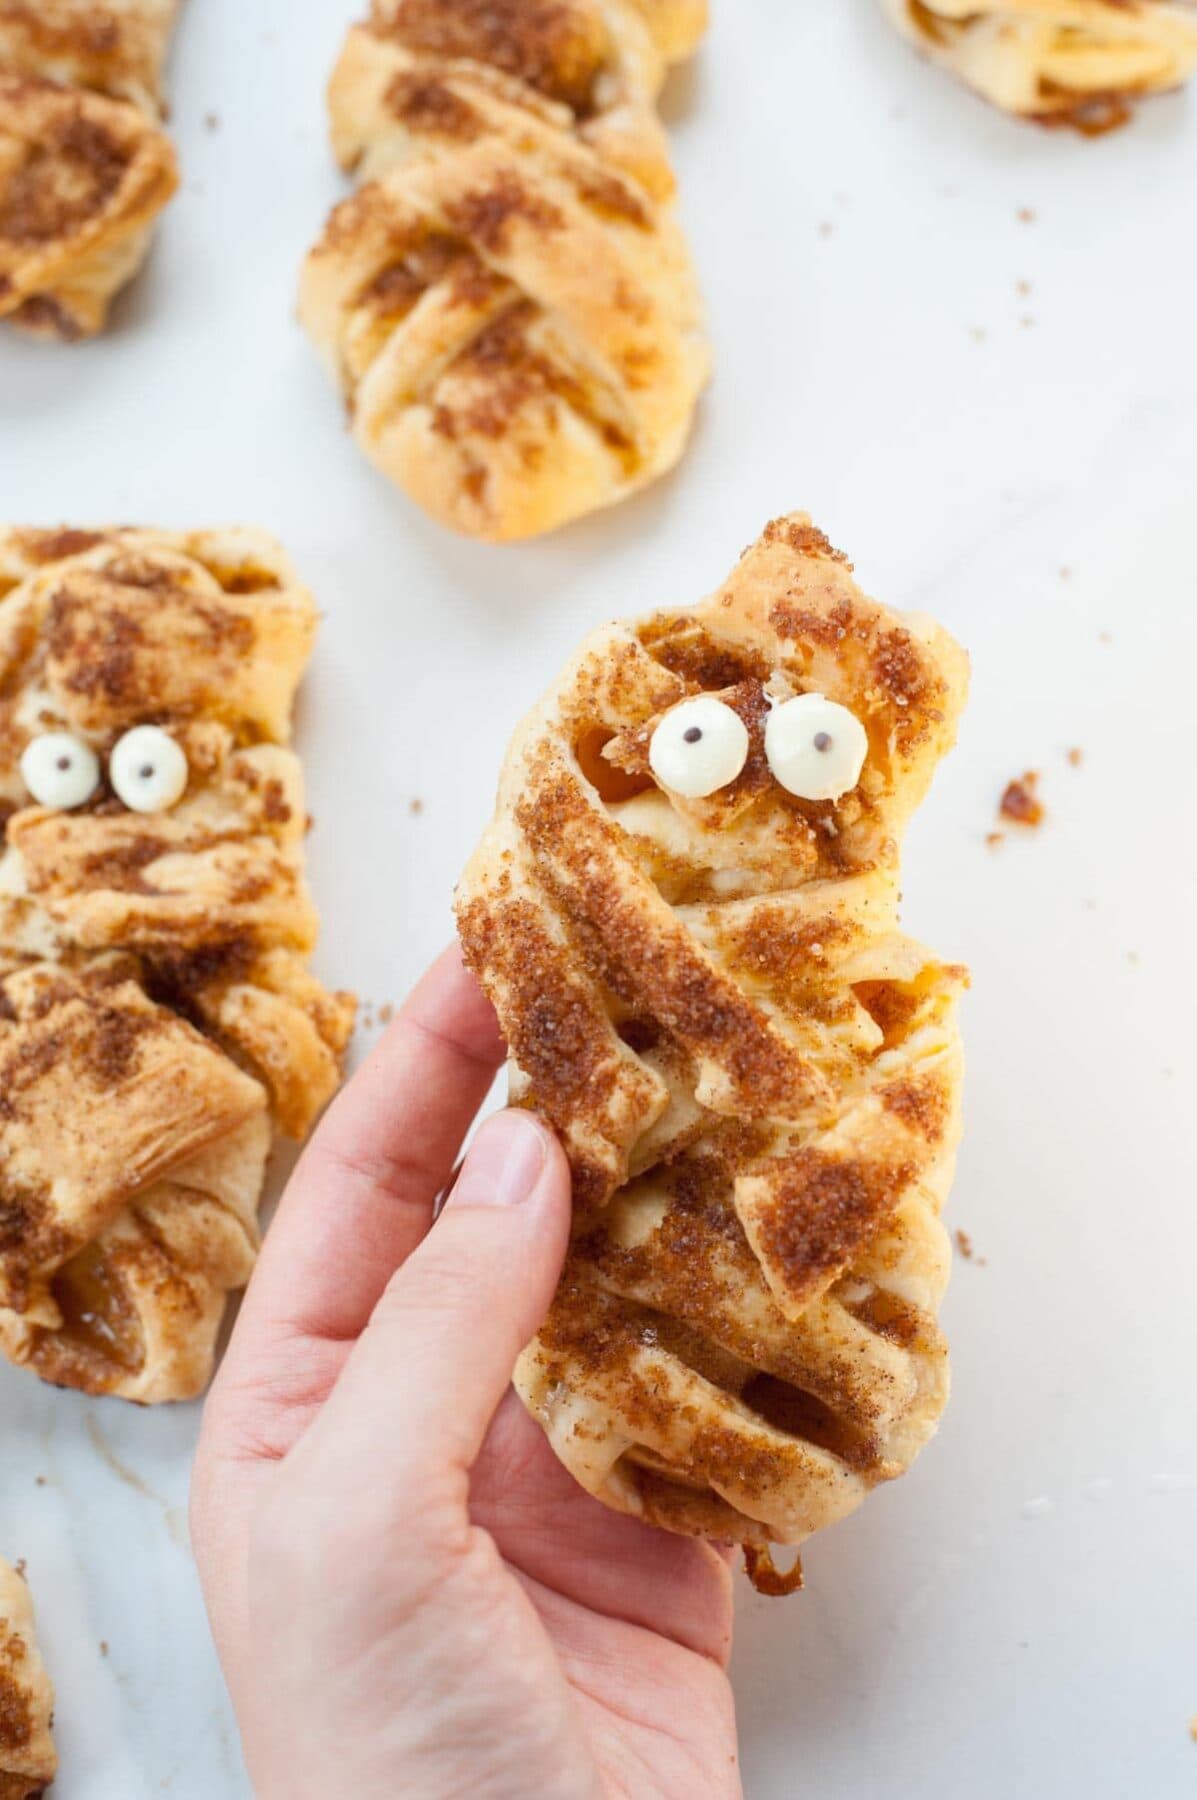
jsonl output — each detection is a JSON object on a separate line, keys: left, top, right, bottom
{"left": 0, "top": 1559, "right": 56, "bottom": 1800}
{"left": 0, "top": 528, "right": 355, "bottom": 1403}
{"left": 458, "top": 514, "right": 968, "bottom": 1576}
{"left": 300, "top": 0, "right": 711, "bottom": 541}
{"left": 0, "top": 0, "right": 182, "bottom": 339}
{"left": 883, "top": 0, "right": 1197, "bottom": 132}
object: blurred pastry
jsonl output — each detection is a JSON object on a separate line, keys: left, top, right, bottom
{"left": 0, "top": 528, "right": 355, "bottom": 1403}
{"left": 0, "top": 1558, "right": 56, "bottom": 1800}
{"left": 301, "top": 0, "right": 710, "bottom": 542}
{"left": 0, "top": 0, "right": 182, "bottom": 339}
{"left": 883, "top": 0, "right": 1197, "bottom": 132}
{"left": 458, "top": 514, "right": 968, "bottom": 1574}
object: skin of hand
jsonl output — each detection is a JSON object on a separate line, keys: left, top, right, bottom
{"left": 191, "top": 946, "right": 742, "bottom": 1799}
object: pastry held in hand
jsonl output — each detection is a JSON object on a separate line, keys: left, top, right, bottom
{"left": 0, "top": 0, "right": 182, "bottom": 339}
{"left": 882, "top": 0, "right": 1197, "bottom": 132}
{"left": 301, "top": 0, "right": 710, "bottom": 542}
{"left": 0, "top": 528, "right": 355, "bottom": 1403}
{"left": 0, "top": 1558, "right": 56, "bottom": 1800}
{"left": 458, "top": 515, "right": 968, "bottom": 1562}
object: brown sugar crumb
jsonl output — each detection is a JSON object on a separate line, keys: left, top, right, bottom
{"left": 999, "top": 772, "right": 1044, "bottom": 829}
{"left": 986, "top": 831, "right": 1005, "bottom": 850}
{"left": 204, "top": 111, "right": 220, "bottom": 131}
{"left": 409, "top": 798, "right": 424, "bottom": 816}
{"left": 378, "top": 1003, "right": 393, "bottom": 1025}
{"left": 1066, "top": 747, "right": 1083, "bottom": 768}
{"left": 99, "top": 1639, "right": 109, "bottom": 1658}
{"left": 1189, "top": 1717, "right": 1197, "bottom": 1742}
{"left": 1016, "top": 279, "right": 1033, "bottom": 297}
{"left": 1017, "top": 207, "right": 1037, "bottom": 224}
{"left": 955, "top": 1228, "right": 973, "bottom": 1259}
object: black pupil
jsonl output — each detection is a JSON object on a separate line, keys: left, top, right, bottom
{"left": 56, "top": 756, "right": 71, "bottom": 771}
{"left": 683, "top": 727, "right": 703, "bottom": 744}
{"left": 814, "top": 732, "right": 833, "bottom": 753}
{"left": 139, "top": 764, "right": 155, "bottom": 780}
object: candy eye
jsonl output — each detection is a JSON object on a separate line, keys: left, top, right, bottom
{"left": 764, "top": 694, "right": 868, "bottom": 802}
{"left": 109, "top": 726, "right": 189, "bottom": 814}
{"left": 648, "top": 697, "right": 750, "bottom": 800}
{"left": 19, "top": 732, "right": 101, "bottom": 810}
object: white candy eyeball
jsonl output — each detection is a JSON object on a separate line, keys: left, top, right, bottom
{"left": 764, "top": 693, "right": 868, "bottom": 802}
{"left": 109, "top": 725, "right": 189, "bottom": 814}
{"left": 648, "top": 696, "right": 750, "bottom": 800}
{"left": 19, "top": 732, "right": 101, "bottom": 810}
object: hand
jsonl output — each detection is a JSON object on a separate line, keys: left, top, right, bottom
{"left": 191, "top": 947, "right": 741, "bottom": 1799}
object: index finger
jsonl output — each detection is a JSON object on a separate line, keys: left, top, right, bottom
{"left": 232, "top": 944, "right": 505, "bottom": 1359}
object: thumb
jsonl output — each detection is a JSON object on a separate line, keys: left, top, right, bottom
{"left": 314, "top": 1109, "right": 572, "bottom": 1492}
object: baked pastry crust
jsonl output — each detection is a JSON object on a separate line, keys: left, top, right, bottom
{"left": 0, "top": 1559, "right": 55, "bottom": 1800}
{"left": 0, "top": 528, "right": 355, "bottom": 1402}
{"left": 0, "top": 1, "right": 181, "bottom": 339}
{"left": 301, "top": 0, "right": 710, "bottom": 541}
{"left": 883, "top": 0, "right": 1197, "bottom": 131}
{"left": 458, "top": 515, "right": 968, "bottom": 1553}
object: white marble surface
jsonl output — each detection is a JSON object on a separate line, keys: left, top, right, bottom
{"left": 3, "top": 2, "right": 1197, "bottom": 1795}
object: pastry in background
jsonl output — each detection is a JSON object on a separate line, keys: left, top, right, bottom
{"left": 0, "top": 1558, "right": 56, "bottom": 1800}
{"left": 300, "top": 0, "right": 711, "bottom": 542}
{"left": 0, "top": 528, "right": 355, "bottom": 1403}
{"left": 0, "top": 0, "right": 182, "bottom": 340}
{"left": 458, "top": 515, "right": 968, "bottom": 1580}
{"left": 882, "top": 0, "right": 1197, "bottom": 133}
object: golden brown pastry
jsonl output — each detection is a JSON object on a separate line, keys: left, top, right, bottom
{"left": 883, "top": 0, "right": 1197, "bottom": 132}
{"left": 0, "top": 1559, "right": 56, "bottom": 1800}
{"left": 0, "top": 528, "right": 355, "bottom": 1403}
{"left": 300, "top": 0, "right": 710, "bottom": 542}
{"left": 458, "top": 515, "right": 968, "bottom": 1572}
{"left": 0, "top": 1, "right": 181, "bottom": 339}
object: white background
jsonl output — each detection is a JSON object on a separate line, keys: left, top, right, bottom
{"left": 2, "top": 3, "right": 1196, "bottom": 1795}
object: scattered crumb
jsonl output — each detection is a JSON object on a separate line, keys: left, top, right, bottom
{"left": 409, "top": 798, "right": 424, "bottom": 816}
{"left": 1017, "top": 207, "right": 1037, "bottom": 224}
{"left": 1066, "top": 747, "right": 1084, "bottom": 768}
{"left": 1190, "top": 1717, "right": 1197, "bottom": 1743}
{"left": 969, "top": 326, "right": 987, "bottom": 344}
{"left": 204, "top": 111, "right": 220, "bottom": 131}
{"left": 34, "top": 1475, "right": 45, "bottom": 1487}
{"left": 817, "top": 220, "right": 835, "bottom": 239}
{"left": 99, "top": 1641, "right": 109, "bottom": 1659}
{"left": 378, "top": 1003, "right": 393, "bottom": 1025}
{"left": 1016, "top": 279, "right": 1033, "bottom": 296}
{"left": 1059, "top": 566, "right": 1071, "bottom": 580}
{"left": 14, "top": 1558, "right": 26, "bottom": 1578}
{"left": 986, "top": 831, "right": 1005, "bottom": 850}
{"left": 955, "top": 1230, "right": 988, "bottom": 1267}
{"left": 999, "top": 772, "right": 1044, "bottom": 828}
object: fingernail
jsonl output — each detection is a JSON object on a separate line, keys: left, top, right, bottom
{"left": 450, "top": 1111, "right": 548, "bottom": 1209}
